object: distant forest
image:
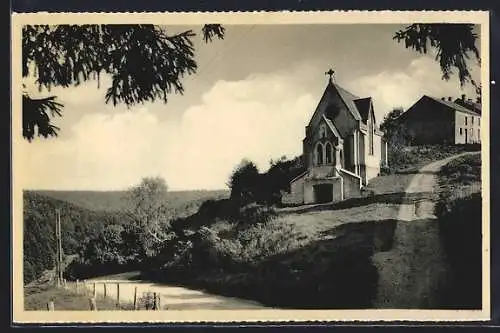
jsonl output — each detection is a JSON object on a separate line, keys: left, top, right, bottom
{"left": 23, "top": 189, "right": 229, "bottom": 284}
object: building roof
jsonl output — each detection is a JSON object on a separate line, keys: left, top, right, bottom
{"left": 454, "top": 98, "right": 481, "bottom": 115}
{"left": 353, "top": 97, "right": 372, "bottom": 123}
{"left": 425, "top": 95, "right": 481, "bottom": 116}
{"left": 331, "top": 82, "right": 363, "bottom": 121}
{"left": 322, "top": 115, "right": 343, "bottom": 142}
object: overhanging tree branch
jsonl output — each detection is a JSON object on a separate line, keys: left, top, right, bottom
{"left": 22, "top": 24, "right": 225, "bottom": 142}
{"left": 394, "top": 24, "right": 480, "bottom": 88}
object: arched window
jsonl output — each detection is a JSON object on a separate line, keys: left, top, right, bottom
{"left": 325, "top": 142, "right": 333, "bottom": 164}
{"left": 316, "top": 143, "right": 324, "bottom": 165}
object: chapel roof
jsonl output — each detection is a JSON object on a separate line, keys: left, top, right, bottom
{"left": 329, "top": 82, "right": 364, "bottom": 121}
{"left": 353, "top": 97, "right": 372, "bottom": 123}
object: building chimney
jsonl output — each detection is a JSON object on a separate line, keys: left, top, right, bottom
{"left": 441, "top": 97, "right": 445, "bottom": 101}
{"left": 468, "top": 98, "right": 473, "bottom": 103}
{"left": 448, "top": 96, "right": 452, "bottom": 101}
{"left": 461, "top": 94, "right": 466, "bottom": 102}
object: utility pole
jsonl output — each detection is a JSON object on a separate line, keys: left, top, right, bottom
{"left": 55, "top": 208, "right": 63, "bottom": 287}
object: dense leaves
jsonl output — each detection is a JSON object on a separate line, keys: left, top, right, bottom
{"left": 22, "top": 94, "right": 63, "bottom": 141}
{"left": 228, "top": 156, "right": 305, "bottom": 206}
{"left": 126, "top": 177, "right": 176, "bottom": 256}
{"left": 394, "top": 24, "right": 480, "bottom": 87}
{"left": 23, "top": 191, "right": 129, "bottom": 283}
{"left": 22, "top": 24, "right": 225, "bottom": 141}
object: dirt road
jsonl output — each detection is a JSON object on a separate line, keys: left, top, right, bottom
{"left": 84, "top": 277, "right": 265, "bottom": 310}
{"left": 372, "top": 152, "right": 479, "bottom": 308}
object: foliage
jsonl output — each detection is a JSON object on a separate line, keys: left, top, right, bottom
{"left": 263, "top": 155, "right": 305, "bottom": 204}
{"left": 37, "top": 189, "right": 229, "bottom": 213}
{"left": 22, "top": 93, "right": 63, "bottom": 142}
{"left": 125, "top": 177, "right": 177, "bottom": 259}
{"left": 227, "top": 156, "right": 305, "bottom": 206}
{"left": 382, "top": 144, "right": 480, "bottom": 175}
{"left": 394, "top": 24, "right": 480, "bottom": 88}
{"left": 227, "top": 159, "right": 260, "bottom": 205}
{"left": 22, "top": 24, "right": 225, "bottom": 141}
{"left": 23, "top": 191, "right": 128, "bottom": 283}
{"left": 435, "top": 155, "right": 482, "bottom": 308}
{"left": 379, "top": 107, "right": 409, "bottom": 146}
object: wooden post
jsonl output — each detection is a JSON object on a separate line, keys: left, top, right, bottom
{"left": 133, "top": 286, "right": 138, "bottom": 310}
{"left": 47, "top": 301, "right": 55, "bottom": 311}
{"left": 93, "top": 282, "right": 96, "bottom": 297}
{"left": 152, "top": 292, "right": 161, "bottom": 310}
{"left": 76, "top": 279, "right": 79, "bottom": 294}
{"left": 89, "top": 297, "right": 97, "bottom": 311}
{"left": 103, "top": 283, "right": 107, "bottom": 298}
{"left": 116, "top": 283, "right": 120, "bottom": 308}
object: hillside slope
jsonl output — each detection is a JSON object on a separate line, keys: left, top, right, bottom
{"left": 23, "top": 191, "right": 128, "bottom": 284}
{"left": 35, "top": 189, "right": 229, "bottom": 213}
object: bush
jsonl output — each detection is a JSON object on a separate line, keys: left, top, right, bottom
{"left": 234, "top": 203, "right": 276, "bottom": 225}
{"left": 436, "top": 193, "right": 482, "bottom": 308}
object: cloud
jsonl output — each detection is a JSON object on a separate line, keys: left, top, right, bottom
{"left": 19, "top": 66, "right": 317, "bottom": 191}
{"left": 346, "top": 56, "right": 479, "bottom": 122}
{"left": 19, "top": 57, "right": 481, "bottom": 191}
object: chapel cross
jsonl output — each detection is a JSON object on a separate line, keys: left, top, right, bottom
{"left": 325, "top": 68, "right": 335, "bottom": 82}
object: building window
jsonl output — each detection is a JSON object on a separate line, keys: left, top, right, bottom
{"left": 325, "top": 142, "right": 333, "bottom": 164}
{"left": 479, "top": 118, "right": 480, "bottom": 126}
{"left": 316, "top": 142, "right": 324, "bottom": 165}
{"left": 472, "top": 117, "right": 474, "bottom": 125}
{"left": 478, "top": 129, "right": 480, "bottom": 139}
{"left": 465, "top": 116, "right": 468, "bottom": 126}
{"left": 460, "top": 128, "right": 463, "bottom": 135}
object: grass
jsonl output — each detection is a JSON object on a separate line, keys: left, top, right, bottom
{"left": 168, "top": 218, "right": 398, "bottom": 309}
{"left": 148, "top": 187, "right": 407, "bottom": 308}
{"left": 384, "top": 144, "right": 480, "bottom": 175}
{"left": 24, "top": 283, "right": 135, "bottom": 311}
{"left": 434, "top": 153, "right": 482, "bottom": 309}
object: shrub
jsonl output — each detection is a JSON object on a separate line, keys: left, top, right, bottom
{"left": 235, "top": 203, "right": 276, "bottom": 225}
{"left": 436, "top": 193, "right": 482, "bottom": 308}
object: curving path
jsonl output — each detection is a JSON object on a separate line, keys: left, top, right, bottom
{"left": 84, "top": 277, "right": 266, "bottom": 310}
{"left": 372, "top": 152, "right": 479, "bottom": 308}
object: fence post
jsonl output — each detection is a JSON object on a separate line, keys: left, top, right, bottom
{"left": 89, "top": 297, "right": 97, "bottom": 311}
{"left": 47, "top": 301, "right": 55, "bottom": 311}
{"left": 157, "top": 294, "right": 161, "bottom": 311}
{"left": 103, "top": 283, "right": 107, "bottom": 298}
{"left": 93, "top": 282, "right": 96, "bottom": 297}
{"left": 76, "top": 279, "right": 80, "bottom": 294}
{"left": 133, "top": 286, "right": 138, "bottom": 310}
{"left": 152, "top": 292, "right": 161, "bottom": 310}
{"left": 116, "top": 283, "right": 120, "bottom": 308}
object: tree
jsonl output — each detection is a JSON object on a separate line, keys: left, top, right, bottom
{"left": 22, "top": 24, "right": 225, "bottom": 142}
{"left": 227, "top": 159, "right": 260, "bottom": 205}
{"left": 380, "top": 107, "right": 411, "bottom": 148}
{"left": 126, "top": 176, "right": 174, "bottom": 258}
{"left": 394, "top": 24, "right": 480, "bottom": 88}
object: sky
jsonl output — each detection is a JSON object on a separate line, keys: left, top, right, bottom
{"left": 19, "top": 24, "right": 481, "bottom": 191}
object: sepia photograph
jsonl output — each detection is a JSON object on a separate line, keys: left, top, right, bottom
{"left": 11, "top": 11, "right": 490, "bottom": 323}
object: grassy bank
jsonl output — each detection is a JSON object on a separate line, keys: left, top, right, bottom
{"left": 144, "top": 196, "right": 404, "bottom": 309}
{"left": 383, "top": 144, "right": 480, "bottom": 175}
{"left": 24, "top": 283, "right": 134, "bottom": 311}
{"left": 435, "top": 153, "right": 482, "bottom": 309}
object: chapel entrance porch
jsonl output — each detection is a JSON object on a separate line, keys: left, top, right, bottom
{"left": 313, "top": 184, "right": 334, "bottom": 203}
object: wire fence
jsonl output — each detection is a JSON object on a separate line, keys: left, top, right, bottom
{"left": 46, "top": 279, "right": 163, "bottom": 311}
